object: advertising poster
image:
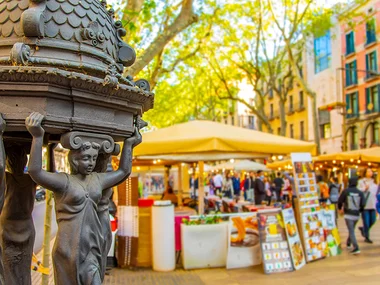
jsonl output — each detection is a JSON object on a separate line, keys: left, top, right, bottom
{"left": 291, "top": 153, "right": 327, "bottom": 262}
{"left": 257, "top": 209, "right": 293, "bottom": 274}
{"left": 227, "top": 213, "right": 262, "bottom": 269}
{"left": 321, "top": 204, "right": 342, "bottom": 257}
{"left": 282, "top": 208, "right": 306, "bottom": 270}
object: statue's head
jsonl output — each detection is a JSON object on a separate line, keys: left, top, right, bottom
{"left": 68, "top": 142, "right": 101, "bottom": 175}
{"left": 6, "top": 144, "right": 27, "bottom": 175}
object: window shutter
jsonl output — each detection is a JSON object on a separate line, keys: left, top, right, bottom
{"left": 366, "top": 22, "right": 370, "bottom": 43}
{"left": 346, "top": 33, "right": 350, "bottom": 54}
{"left": 345, "top": 63, "right": 350, "bottom": 86}
{"left": 378, "top": 84, "right": 380, "bottom": 112}
{"left": 346, "top": 94, "right": 350, "bottom": 113}
{"left": 375, "top": 52, "right": 378, "bottom": 72}
{"left": 353, "top": 60, "right": 357, "bottom": 84}
{"left": 366, "top": 54, "right": 369, "bottom": 78}
{"left": 366, "top": 88, "right": 370, "bottom": 113}
{"left": 355, "top": 91, "right": 359, "bottom": 115}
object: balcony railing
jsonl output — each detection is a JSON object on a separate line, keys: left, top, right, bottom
{"left": 346, "top": 113, "right": 359, "bottom": 119}
{"left": 366, "top": 105, "right": 380, "bottom": 114}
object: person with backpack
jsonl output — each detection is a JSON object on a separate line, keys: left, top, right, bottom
{"left": 358, "top": 168, "right": 378, "bottom": 243}
{"left": 338, "top": 177, "right": 365, "bottom": 255}
{"left": 329, "top": 177, "right": 340, "bottom": 203}
{"left": 329, "top": 177, "right": 340, "bottom": 220}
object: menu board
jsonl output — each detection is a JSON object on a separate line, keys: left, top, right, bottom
{"left": 321, "top": 205, "right": 342, "bottom": 257}
{"left": 291, "top": 153, "right": 327, "bottom": 262}
{"left": 257, "top": 209, "right": 293, "bottom": 274}
{"left": 282, "top": 208, "right": 306, "bottom": 270}
{"left": 227, "top": 213, "right": 262, "bottom": 269}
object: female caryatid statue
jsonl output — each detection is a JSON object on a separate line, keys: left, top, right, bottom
{"left": 25, "top": 112, "right": 141, "bottom": 285}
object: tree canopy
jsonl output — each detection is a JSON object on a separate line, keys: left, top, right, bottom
{"left": 112, "top": 0, "right": 363, "bottom": 150}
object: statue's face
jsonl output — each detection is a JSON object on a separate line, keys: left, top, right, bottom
{"left": 77, "top": 147, "right": 99, "bottom": 175}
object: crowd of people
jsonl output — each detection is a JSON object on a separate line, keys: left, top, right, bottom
{"left": 197, "top": 167, "right": 380, "bottom": 256}
{"left": 203, "top": 170, "right": 297, "bottom": 206}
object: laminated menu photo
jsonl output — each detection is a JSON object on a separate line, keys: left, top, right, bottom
{"left": 258, "top": 209, "right": 293, "bottom": 274}
{"left": 291, "top": 153, "right": 327, "bottom": 263}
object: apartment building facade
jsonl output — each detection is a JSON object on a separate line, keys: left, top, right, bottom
{"left": 306, "top": 18, "right": 344, "bottom": 154}
{"left": 261, "top": 0, "right": 379, "bottom": 154}
{"left": 263, "top": 78, "right": 309, "bottom": 141}
{"left": 341, "top": 0, "right": 380, "bottom": 150}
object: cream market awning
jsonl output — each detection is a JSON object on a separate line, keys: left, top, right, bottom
{"left": 134, "top": 120, "right": 316, "bottom": 157}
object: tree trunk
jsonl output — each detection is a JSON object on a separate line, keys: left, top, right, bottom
{"left": 257, "top": 118, "right": 263, "bottom": 132}
{"left": 279, "top": 100, "right": 287, "bottom": 136}
{"left": 127, "top": 0, "right": 198, "bottom": 77}
{"left": 311, "top": 95, "right": 321, "bottom": 154}
{"left": 122, "top": 0, "right": 145, "bottom": 27}
{"left": 283, "top": 40, "right": 321, "bottom": 154}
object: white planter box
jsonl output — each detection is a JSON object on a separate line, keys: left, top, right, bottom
{"left": 181, "top": 223, "right": 228, "bottom": 270}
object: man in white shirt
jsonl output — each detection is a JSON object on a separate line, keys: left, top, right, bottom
{"left": 213, "top": 172, "right": 223, "bottom": 196}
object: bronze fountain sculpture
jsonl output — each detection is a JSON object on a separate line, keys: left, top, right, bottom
{"left": 0, "top": 0, "right": 154, "bottom": 284}
{"left": 26, "top": 112, "right": 141, "bottom": 284}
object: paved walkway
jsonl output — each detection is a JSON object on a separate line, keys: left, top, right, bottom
{"left": 32, "top": 217, "right": 380, "bottom": 284}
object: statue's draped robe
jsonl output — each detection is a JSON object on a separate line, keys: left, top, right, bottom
{"left": 53, "top": 173, "right": 103, "bottom": 285}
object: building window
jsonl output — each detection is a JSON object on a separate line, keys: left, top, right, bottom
{"left": 314, "top": 31, "right": 331, "bottom": 73}
{"left": 270, "top": 104, "right": 274, "bottom": 118}
{"left": 300, "top": 121, "right": 305, "bottom": 140}
{"left": 345, "top": 60, "right": 357, "bottom": 86}
{"left": 350, "top": 127, "right": 359, "bottom": 150}
{"left": 366, "top": 18, "right": 376, "bottom": 45}
{"left": 299, "top": 91, "right": 304, "bottom": 108}
{"left": 366, "top": 51, "right": 377, "bottom": 78}
{"left": 373, "top": 122, "right": 379, "bottom": 145}
{"left": 346, "top": 31, "right": 355, "bottom": 55}
{"left": 321, "top": 123, "right": 331, "bottom": 139}
{"left": 248, "top": 115, "right": 255, "bottom": 129}
{"left": 365, "top": 85, "right": 380, "bottom": 113}
{"left": 290, "top": 124, "right": 294, "bottom": 138}
{"left": 346, "top": 92, "right": 359, "bottom": 118}
{"left": 289, "top": 95, "right": 293, "bottom": 112}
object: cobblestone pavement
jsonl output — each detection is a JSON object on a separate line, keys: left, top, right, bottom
{"left": 33, "top": 217, "right": 380, "bottom": 284}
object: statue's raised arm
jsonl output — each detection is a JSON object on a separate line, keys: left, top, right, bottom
{"left": 25, "top": 112, "right": 67, "bottom": 192}
{"left": 98, "top": 127, "right": 142, "bottom": 189}
{"left": 98, "top": 126, "right": 142, "bottom": 190}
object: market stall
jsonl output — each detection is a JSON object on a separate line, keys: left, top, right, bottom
{"left": 132, "top": 120, "right": 316, "bottom": 214}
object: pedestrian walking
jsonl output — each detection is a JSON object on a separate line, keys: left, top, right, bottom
{"left": 273, "top": 172, "right": 284, "bottom": 202}
{"left": 213, "top": 171, "right": 223, "bottom": 196}
{"left": 244, "top": 171, "right": 255, "bottom": 202}
{"left": 254, "top": 170, "right": 266, "bottom": 205}
{"left": 232, "top": 172, "right": 241, "bottom": 201}
{"left": 264, "top": 177, "right": 273, "bottom": 206}
{"left": 329, "top": 176, "right": 340, "bottom": 220}
{"left": 317, "top": 175, "right": 329, "bottom": 204}
{"left": 358, "top": 168, "right": 378, "bottom": 243}
{"left": 338, "top": 177, "right": 365, "bottom": 255}
{"left": 223, "top": 173, "right": 233, "bottom": 198}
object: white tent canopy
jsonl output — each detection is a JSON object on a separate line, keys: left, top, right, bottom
{"left": 212, "top": 159, "right": 269, "bottom": 172}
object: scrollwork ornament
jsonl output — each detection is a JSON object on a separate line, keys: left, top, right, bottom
{"left": 135, "top": 79, "right": 151, "bottom": 92}
{"left": 10, "top": 43, "right": 31, "bottom": 66}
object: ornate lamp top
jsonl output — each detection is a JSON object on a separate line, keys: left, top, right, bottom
{"left": 0, "top": 0, "right": 153, "bottom": 111}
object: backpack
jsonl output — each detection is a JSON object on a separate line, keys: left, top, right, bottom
{"left": 329, "top": 184, "right": 339, "bottom": 203}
